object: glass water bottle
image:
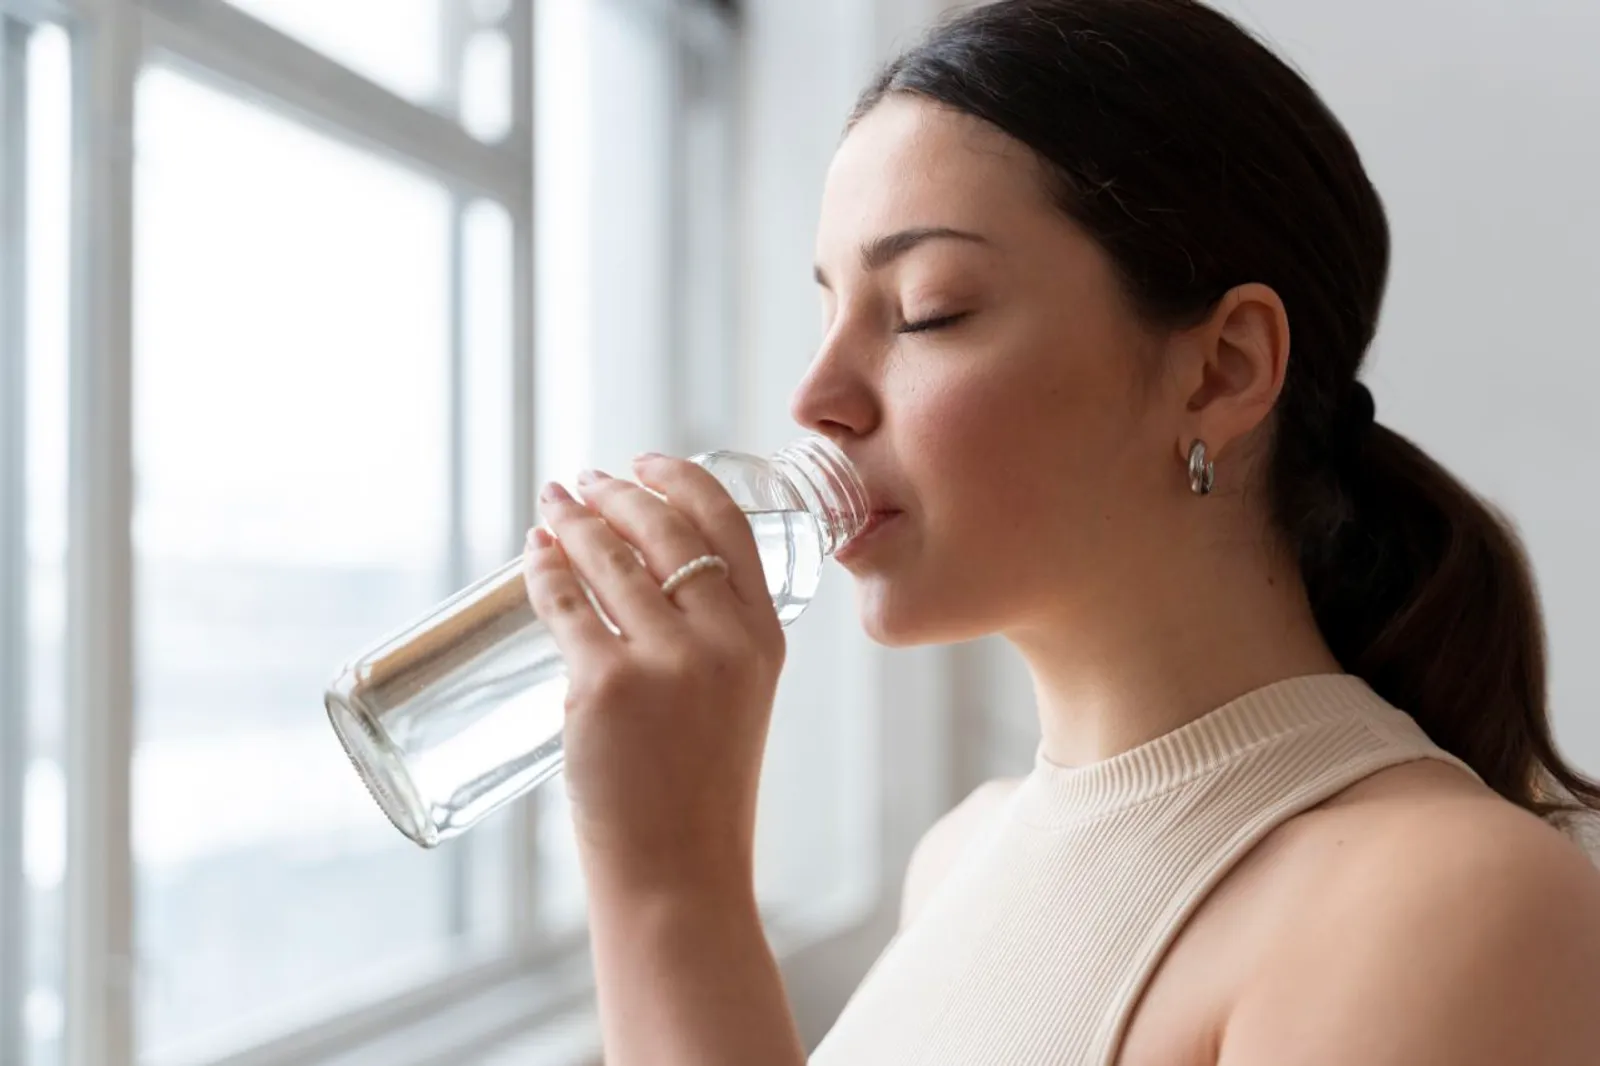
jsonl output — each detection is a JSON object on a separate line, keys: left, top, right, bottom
{"left": 326, "top": 436, "right": 869, "bottom": 848}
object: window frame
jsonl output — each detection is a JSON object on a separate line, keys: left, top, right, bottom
{"left": 1, "top": 13, "right": 35, "bottom": 1064}
{"left": 0, "top": 0, "right": 941, "bottom": 1063}
{"left": 0, "top": 1, "right": 593, "bottom": 1064}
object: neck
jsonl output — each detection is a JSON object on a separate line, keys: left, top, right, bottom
{"left": 1007, "top": 530, "right": 1343, "bottom": 770}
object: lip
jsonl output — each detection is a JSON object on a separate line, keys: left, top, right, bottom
{"left": 836, "top": 510, "right": 904, "bottom": 564}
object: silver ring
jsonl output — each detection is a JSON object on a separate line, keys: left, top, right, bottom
{"left": 660, "top": 554, "right": 730, "bottom": 601}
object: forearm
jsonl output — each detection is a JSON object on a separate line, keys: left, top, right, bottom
{"left": 587, "top": 883, "right": 807, "bottom": 1066}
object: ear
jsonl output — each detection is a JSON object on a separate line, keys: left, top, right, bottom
{"left": 1168, "top": 282, "right": 1290, "bottom": 466}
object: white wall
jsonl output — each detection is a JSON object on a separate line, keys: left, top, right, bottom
{"left": 964, "top": 0, "right": 1600, "bottom": 789}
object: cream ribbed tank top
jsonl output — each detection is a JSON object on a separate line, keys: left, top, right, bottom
{"left": 810, "top": 674, "right": 1482, "bottom": 1066}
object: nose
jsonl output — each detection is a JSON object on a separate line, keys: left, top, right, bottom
{"left": 789, "top": 328, "right": 881, "bottom": 441}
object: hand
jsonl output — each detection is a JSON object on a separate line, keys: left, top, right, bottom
{"left": 522, "top": 454, "right": 784, "bottom": 901}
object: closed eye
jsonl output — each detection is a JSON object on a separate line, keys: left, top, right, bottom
{"left": 897, "top": 311, "right": 971, "bottom": 335}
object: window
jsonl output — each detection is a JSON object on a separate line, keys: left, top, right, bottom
{"left": 0, "top": 1, "right": 537, "bottom": 1063}
{"left": 0, "top": 0, "right": 754, "bottom": 1063}
{"left": 220, "top": 0, "right": 517, "bottom": 143}
{"left": 2, "top": 0, "right": 930, "bottom": 1062}
{"left": 130, "top": 66, "right": 506, "bottom": 1058}
{"left": 3, "top": 17, "right": 74, "bottom": 1066}
{"left": 223, "top": 0, "right": 450, "bottom": 107}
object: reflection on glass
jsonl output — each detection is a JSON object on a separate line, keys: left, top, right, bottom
{"left": 23, "top": 22, "right": 71, "bottom": 1066}
{"left": 132, "top": 67, "right": 501, "bottom": 1056}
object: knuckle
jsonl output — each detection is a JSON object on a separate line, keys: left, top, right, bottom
{"left": 650, "top": 640, "right": 719, "bottom": 683}
{"left": 655, "top": 460, "right": 714, "bottom": 500}
{"left": 525, "top": 573, "right": 590, "bottom": 621}
{"left": 602, "top": 546, "right": 640, "bottom": 577}
{"left": 695, "top": 646, "right": 732, "bottom": 679}
{"left": 644, "top": 510, "right": 691, "bottom": 547}
{"left": 548, "top": 590, "right": 584, "bottom": 616}
{"left": 651, "top": 645, "right": 696, "bottom": 678}
{"left": 709, "top": 499, "right": 756, "bottom": 544}
{"left": 704, "top": 491, "right": 743, "bottom": 524}
{"left": 526, "top": 548, "right": 566, "bottom": 576}
{"left": 693, "top": 638, "right": 754, "bottom": 682}
{"left": 594, "top": 663, "right": 644, "bottom": 703}
{"left": 568, "top": 660, "right": 631, "bottom": 709}
{"left": 650, "top": 456, "right": 694, "bottom": 478}
{"left": 530, "top": 589, "right": 581, "bottom": 621}
{"left": 560, "top": 509, "right": 603, "bottom": 534}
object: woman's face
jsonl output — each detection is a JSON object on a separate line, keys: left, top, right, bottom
{"left": 794, "top": 95, "right": 1193, "bottom": 647}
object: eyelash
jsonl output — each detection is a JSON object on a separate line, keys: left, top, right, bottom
{"left": 897, "top": 312, "right": 970, "bottom": 335}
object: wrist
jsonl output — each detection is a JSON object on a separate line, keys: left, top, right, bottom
{"left": 582, "top": 865, "right": 803, "bottom": 1066}
{"left": 584, "top": 854, "right": 758, "bottom": 922}
{"left": 577, "top": 820, "right": 756, "bottom": 908}
{"left": 585, "top": 876, "right": 768, "bottom": 988}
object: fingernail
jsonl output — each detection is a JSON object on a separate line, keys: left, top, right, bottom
{"left": 529, "top": 526, "right": 554, "bottom": 549}
{"left": 541, "top": 481, "right": 573, "bottom": 503}
{"left": 633, "top": 452, "right": 665, "bottom": 465}
{"left": 575, "top": 469, "right": 611, "bottom": 486}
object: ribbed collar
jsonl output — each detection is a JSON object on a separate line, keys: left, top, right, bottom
{"left": 1012, "top": 673, "right": 1383, "bottom": 827}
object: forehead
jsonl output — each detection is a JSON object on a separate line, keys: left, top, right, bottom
{"left": 818, "top": 94, "right": 1052, "bottom": 255}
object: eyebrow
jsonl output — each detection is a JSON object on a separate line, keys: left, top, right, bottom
{"left": 813, "top": 226, "right": 992, "bottom": 288}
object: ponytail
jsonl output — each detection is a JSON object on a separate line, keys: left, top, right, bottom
{"left": 1299, "top": 420, "right": 1600, "bottom": 825}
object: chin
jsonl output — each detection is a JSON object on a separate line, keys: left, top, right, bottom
{"left": 853, "top": 580, "right": 993, "bottom": 648}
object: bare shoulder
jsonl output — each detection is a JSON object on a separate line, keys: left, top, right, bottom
{"left": 1307, "top": 758, "right": 1599, "bottom": 887}
{"left": 900, "top": 778, "right": 1022, "bottom": 929}
{"left": 1322, "top": 762, "right": 1600, "bottom": 932}
{"left": 1223, "top": 759, "right": 1600, "bottom": 1065}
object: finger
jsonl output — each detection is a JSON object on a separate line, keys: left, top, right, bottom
{"left": 539, "top": 480, "right": 678, "bottom": 638}
{"left": 574, "top": 470, "right": 739, "bottom": 616}
{"left": 630, "top": 455, "right": 770, "bottom": 608}
{"left": 521, "top": 525, "right": 618, "bottom": 668}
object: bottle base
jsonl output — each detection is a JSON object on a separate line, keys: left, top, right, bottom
{"left": 326, "top": 683, "right": 439, "bottom": 848}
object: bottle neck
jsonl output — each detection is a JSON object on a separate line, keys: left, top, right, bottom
{"left": 771, "top": 436, "right": 870, "bottom": 557}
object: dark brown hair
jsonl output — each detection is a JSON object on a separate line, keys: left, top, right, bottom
{"left": 855, "top": 0, "right": 1599, "bottom": 825}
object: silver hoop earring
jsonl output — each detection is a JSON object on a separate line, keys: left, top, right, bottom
{"left": 1188, "top": 440, "right": 1216, "bottom": 497}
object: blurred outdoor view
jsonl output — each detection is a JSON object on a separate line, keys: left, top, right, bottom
{"left": 18, "top": 3, "right": 556, "bottom": 1060}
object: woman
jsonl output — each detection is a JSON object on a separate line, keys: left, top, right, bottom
{"left": 521, "top": 1, "right": 1600, "bottom": 1063}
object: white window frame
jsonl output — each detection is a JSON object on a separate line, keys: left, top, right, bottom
{"left": 1, "top": 12, "right": 36, "bottom": 1062}
{"left": 0, "top": 1, "right": 606, "bottom": 1064}
{"left": 1, "top": 0, "right": 960, "bottom": 1061}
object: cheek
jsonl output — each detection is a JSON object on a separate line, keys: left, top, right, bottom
{"left": 884, "top": 347, "right": 1159, "bottom": 627}
{"left": 903, "top": 360, "right": 1090, "bottom": 531}
{"left": 896, "top": 380, "right": 1007, "bottom": 546}
{"left": 891, "top": 365, "right": 1084, "bottom": 619}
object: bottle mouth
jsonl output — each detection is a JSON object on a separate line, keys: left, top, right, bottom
{"left": 773, "top": 436, "right": 871, "bottom": 555}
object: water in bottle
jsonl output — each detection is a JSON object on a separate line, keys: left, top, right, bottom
{"left": 326, "top": 436, "right": 866, "bottom": 847}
